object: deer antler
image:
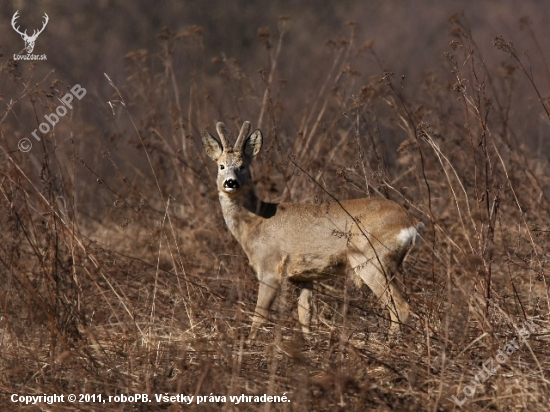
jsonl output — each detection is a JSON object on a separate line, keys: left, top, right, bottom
{"left": 215, "top": 122, "right": 232, "bottom": 150}
{"left": 234, "top": 121, "right": 251, "bottom": 152}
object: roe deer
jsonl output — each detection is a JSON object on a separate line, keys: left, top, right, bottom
{"left": 202, "top": 121, "right": 423, "bottom": 339}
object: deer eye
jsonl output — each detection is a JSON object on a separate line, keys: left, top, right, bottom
{"left": 239, "top": 165, "right": 244, "bottom": 170}
{"left": 220, "top": 165, "right": 225, "bottom": 170}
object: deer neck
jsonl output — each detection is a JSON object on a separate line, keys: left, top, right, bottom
{"left": 218, "top": 186, "right": 269, "bottom": 241}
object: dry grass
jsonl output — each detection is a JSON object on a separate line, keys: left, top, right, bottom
{"left": 1, "top": 6, "right": 550, "bottom": 411}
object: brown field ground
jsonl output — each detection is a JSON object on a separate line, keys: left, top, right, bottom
{"left": 1, "top": 1, "right": 550, "bottom": 410}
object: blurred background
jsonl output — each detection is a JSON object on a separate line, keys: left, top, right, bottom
{"left": 2, "top": 0, "right": 550, "bottom": 174}
{"left": 2, "top": 0, "right": 550, "bottom": 84}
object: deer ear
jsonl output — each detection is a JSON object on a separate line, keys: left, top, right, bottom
{"left": 243, "top": 129, "right": 262, "bottom": 158}
{"left": 202, "top": 130, "right": 223, "bottom": 160}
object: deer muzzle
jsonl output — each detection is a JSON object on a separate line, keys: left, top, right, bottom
{"left": 223, "top": 179, "right": 240, "bottom": 191}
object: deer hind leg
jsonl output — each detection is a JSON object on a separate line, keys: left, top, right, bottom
{"left": 249, "top": 274, "right": 280, "bottom": 340}
{"left": 348, "top": 252, "right": 409, "bottom": 332}
{"left": 296, "top": 281, "right": 313, "bottom": 334}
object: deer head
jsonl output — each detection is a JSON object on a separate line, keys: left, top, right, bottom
{"left": 202, "top": 121, "right": 263, "bottom": 198}
{"left": 11, "top": 11, "right": 49, "bottom": 54}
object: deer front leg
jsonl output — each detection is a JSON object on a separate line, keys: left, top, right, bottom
{"left": 249, "top": 275, "right": 280, "bottom": 340}
{"left": 297, "top": 281, "right": 313, "bottom": 334}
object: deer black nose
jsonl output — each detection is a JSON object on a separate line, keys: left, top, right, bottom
{"left": 224, "top": 179, "right": 239, "bottom": 189}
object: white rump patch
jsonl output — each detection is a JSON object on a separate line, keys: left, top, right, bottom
{"left": 398, "top": 223, "right": 424, "bottom": 246}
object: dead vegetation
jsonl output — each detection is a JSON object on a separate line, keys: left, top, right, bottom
{"left": 1, "top": 4, "right": 550, "bottom": 411}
